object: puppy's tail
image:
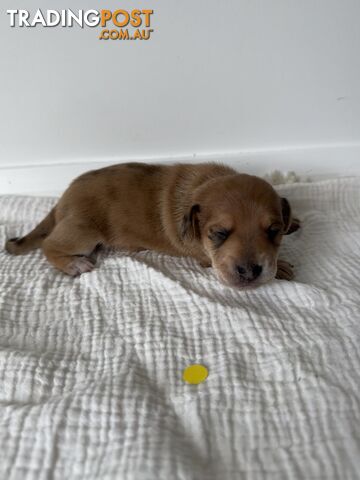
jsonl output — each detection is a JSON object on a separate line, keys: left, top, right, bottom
{"left": 5, "top": 208, "right": 56, "bottom": 255}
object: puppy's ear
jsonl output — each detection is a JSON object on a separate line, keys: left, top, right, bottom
{"left": 180, "top": 204, "right": 201, "bottom": 240}
{"left": 281, "top": 198, "right": 292, "bottom": 234}
{"left": 281, "top": 197, "right": 301, "bottom": 235}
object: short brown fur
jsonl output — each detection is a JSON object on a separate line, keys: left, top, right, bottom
{"left": 5, "top": 163, "right": 300, "bottom": 286}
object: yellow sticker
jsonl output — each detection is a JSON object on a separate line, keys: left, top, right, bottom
{"left": 182, "top": 364, "right": 209, "bottom": 385}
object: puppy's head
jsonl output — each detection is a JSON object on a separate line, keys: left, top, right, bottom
{"left": 181, "top": 174, "right": 293, "bottom": 288}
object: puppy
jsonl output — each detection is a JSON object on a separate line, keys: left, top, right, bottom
{"left": 5, "top": 163, "right": 300, "bottom": 287}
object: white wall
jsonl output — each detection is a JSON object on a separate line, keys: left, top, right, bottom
{"left": 0, "top": 0, "right": 360, "bottom": 194}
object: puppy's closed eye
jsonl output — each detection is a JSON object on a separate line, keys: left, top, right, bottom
{"left": 267, "top": 224, "right": 281, "bottom": 241}
{"left": 208, "top": 228, "right": 230, "bottom": 248}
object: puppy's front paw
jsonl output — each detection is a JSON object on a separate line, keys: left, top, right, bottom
{"left": 64, "top": 256, "right": 96, "bottom": 276}
{"left": 276, "top": 259, "right": 294, "bottom": 281}
{"left": 199, "top": 259, "right": 211, "bottom": 268}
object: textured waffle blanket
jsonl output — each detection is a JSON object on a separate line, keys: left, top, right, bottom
{"left": 0, "top": 178, "right": 359, "bottom": 480}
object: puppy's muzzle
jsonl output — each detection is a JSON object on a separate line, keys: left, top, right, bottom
{"left": 236, "top": 263, "right": 263, "bottom": 283}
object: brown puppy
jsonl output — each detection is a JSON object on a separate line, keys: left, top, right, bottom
{"left": 5, "top": 163, "right": 300, "bottom": 287}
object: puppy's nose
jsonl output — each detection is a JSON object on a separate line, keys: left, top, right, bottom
{"left": 236, "top": 264, "right": 263, "bottom": 281}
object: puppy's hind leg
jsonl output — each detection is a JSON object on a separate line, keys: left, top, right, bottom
{"left": 42, "top": 218, "right": 103, "bottom": 276}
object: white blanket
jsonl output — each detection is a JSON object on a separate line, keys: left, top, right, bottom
{"left": 0, "top": 178, "right": 359, "bottom": 480}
